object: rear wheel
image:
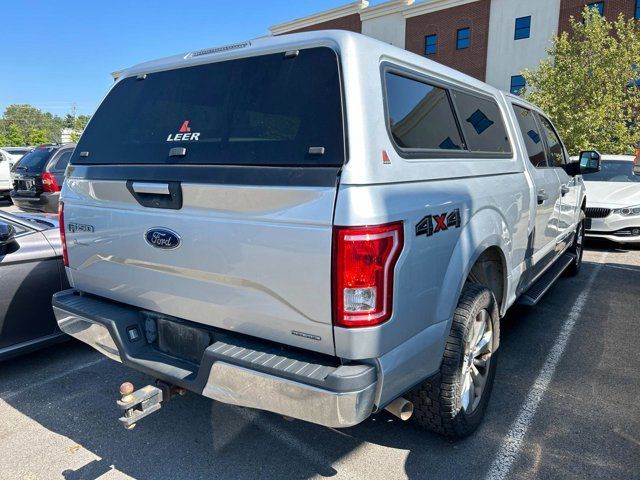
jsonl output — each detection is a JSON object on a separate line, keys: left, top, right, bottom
{"left": 408, "top": 284, "right": 499, "bottom": 438}
{"left": 565, "top": 217, "right": 585, "bottom": 277}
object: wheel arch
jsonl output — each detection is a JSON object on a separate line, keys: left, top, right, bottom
{"left": 435, "top": 207, "right": 513, "bottom": 325}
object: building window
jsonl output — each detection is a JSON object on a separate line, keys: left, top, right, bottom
{"left": 510, "top": 75, "right": 526, "bottom": 95}
{"left": 587, "top": 2, "right": 604, "bottom": 15}
{"left": 425, "top": 34, "right": 438, "bottom": 55}
{"left": 466, "top": 109, "right": 494, "bottom": 135}
{"left": 636, "top": 0, "right": 640, "bottom": 19}
{"left": 439, "top": 137, "right": 461, "bottom": 150}
{"left": 514, "top": 16, "right": 531, "bottom": 40}
{"left": 527, "top": 130, "right": 541, "bottom": 144}
{"left": 457, "top": 28, "right": 470, "bottom": 49}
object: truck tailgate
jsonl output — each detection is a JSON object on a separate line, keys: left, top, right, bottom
{"left": 63, "top": 177, "right": 338, "bottom": 355}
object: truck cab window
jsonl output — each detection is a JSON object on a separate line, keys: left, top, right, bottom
{"left": 513, "top": 105, "right": 546, "bottom": 168}
{"left": 538, "top": 115, "right": 567, "bottom": 167}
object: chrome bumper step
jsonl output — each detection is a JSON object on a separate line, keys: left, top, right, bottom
{"left": 53, "top": 290, "right": 377, "bottom": 428}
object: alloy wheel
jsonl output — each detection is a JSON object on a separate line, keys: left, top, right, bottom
{"left": 460, "top": 309, "right": 493, "bottom": 414}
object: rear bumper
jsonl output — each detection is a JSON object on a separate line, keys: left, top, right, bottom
{"left": 10, "top": 191, "right": 59, "bottom": 213}
{"left": 52, "top": 290, "right": 377, "bottom": 428}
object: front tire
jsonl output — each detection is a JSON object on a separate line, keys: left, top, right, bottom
{"left": 565, "top": 217, "right": 585, "bottom": 277}
{"left": 408, "top": 284, "right": 499, "bottom": 438}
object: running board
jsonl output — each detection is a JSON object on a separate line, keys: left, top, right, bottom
{"left": 518, "top": 253, "right": 575, "bottom": 306}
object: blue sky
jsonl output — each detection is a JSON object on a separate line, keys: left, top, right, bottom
{"left": 1, "top": 0, "right": 354, "bottom": 116}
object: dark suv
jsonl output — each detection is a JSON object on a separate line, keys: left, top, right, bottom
{"left": 10, "top": 143, "right": 75, "bottom": 213}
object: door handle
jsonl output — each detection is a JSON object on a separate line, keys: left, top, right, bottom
{"left": 131, "top": 182, "right": 171, "bottom": 195}
{"left": 561, "top": 185, "right": 570, "bottom": 196}
{"left": 537, "top": 189, "right": 548, "bottom": 205}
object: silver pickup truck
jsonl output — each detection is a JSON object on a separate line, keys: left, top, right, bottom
{"left": 53, "top": 31, "right": 599, "bottom": 438}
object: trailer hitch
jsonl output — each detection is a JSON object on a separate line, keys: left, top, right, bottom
{"left": 117, "top": 380, "right": 186, "bottom": 430}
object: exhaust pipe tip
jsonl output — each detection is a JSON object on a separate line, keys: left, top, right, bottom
{"left": 384, "top": 397, "right": 414, "bottom": 421}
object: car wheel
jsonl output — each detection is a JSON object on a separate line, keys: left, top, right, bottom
{"left": 565, "top": 218, "right": 585, "bottom": 277}
{"left": 407, "top": 284, "right": 499, "bottom": 439}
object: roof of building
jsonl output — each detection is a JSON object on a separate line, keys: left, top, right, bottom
{"left": 268, "top": 0, "right": 481, "bottom": 34}
{"left": 269, "top": 1, "right": 369, "bottom": 35}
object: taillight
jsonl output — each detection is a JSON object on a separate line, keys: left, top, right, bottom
{"left": 59, "top": 201, "right": 68, "bottom": 267}
{"left": 42, "top": 172, "right": 60, "bottom": 192}
{"left": 332, "top": 222, "right": 404, "bottom": 328}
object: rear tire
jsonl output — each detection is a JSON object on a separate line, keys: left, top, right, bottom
{"left": 565, "top": 217, "right": 585, "bottom": 277}
{"left": 407, "top": 284, "right": 499, "bottom": 439}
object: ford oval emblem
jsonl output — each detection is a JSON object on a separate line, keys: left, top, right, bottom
{"left": 145, "top": 228, "right": 181, "bottom": 250}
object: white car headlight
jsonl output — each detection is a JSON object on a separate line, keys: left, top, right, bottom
{"left": 612, "top": 205, "right": 640, "bottom": 216}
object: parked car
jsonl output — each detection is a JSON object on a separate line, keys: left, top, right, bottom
{"left": 583, "top": 155, "right": 640, "bottom": 243}
{"left": 52, "top": 31, "right": 598, "bottom": 438}
{"left": 0, "top": 211, "right": 68, "bottom": 361}
{"left": 2, "top": 146, "right": 34, "bottom": 164}
{"left": 0, "top": 149, "right": 14, "bottom": 200}
{"left": 10, "top": 143, "right": 75, "bottom": 213}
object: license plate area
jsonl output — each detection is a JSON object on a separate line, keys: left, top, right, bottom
{"left": 15, "top": 178, "right": 36, "bottom": 194}
{"left": 143, "top": 312, "right": 212, "bottom": 364}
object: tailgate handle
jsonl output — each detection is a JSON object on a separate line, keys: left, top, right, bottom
{"left": 131, "top": 182, "right": 171, "bottom": 195}
{"left": 126, "top": 181, "right": 182, "bottom": 210}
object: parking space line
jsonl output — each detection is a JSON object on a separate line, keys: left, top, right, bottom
{"left": 485, "top": 254, "right": 607, "bottom": 480}
{"left": 0, "top": 357, "right": 107, "bottom": 401}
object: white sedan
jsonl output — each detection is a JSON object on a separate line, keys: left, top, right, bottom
{"left": 582, "top": 155, "right": 640, "bottom": 243}
{"left": 0, "top": 149, "right": 15, "bottom": 199}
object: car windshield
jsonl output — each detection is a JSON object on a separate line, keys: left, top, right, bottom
{"left": 582, "top": 160, "right": 640, "bottom": 182}
{"left": 13, "top": 148, "right": 55, "bottom": 172}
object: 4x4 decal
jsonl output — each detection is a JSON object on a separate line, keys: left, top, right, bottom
{"left": 416, "top": 208, "right": 461, "bottom": 237}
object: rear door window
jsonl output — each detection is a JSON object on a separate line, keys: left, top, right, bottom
{"left": 51, "top": 150, "right": 73, "bottom": 171}
{"left": 450, "top": 90, "right": 511, "bottom": 153}
{"left": 537, "top": 115, "right": 567, "bottom": 167}
{"left": 384, "top": 72, "right": 463, "bottom": 151}
{"left": 72, "top": 47, "right": 344, "bottom": 167}
{"left": 513, "top": 105, "right": 547, "bottom": 168}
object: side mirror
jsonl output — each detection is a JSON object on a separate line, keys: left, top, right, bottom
{"left": 578, "top": 150, "right": 601, "bottom": 174}
{"left": 0, "top": 222, "right": 16, "bottom": 255}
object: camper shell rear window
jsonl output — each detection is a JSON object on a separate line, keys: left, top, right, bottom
{"left": 71, "top": 47, "right": 345, "bottom": 167}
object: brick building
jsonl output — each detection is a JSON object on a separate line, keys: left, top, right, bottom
{"left": 269, "top": 0, "right": 639, "bottom": 93}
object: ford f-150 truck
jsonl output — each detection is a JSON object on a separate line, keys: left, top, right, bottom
{"left": 53, "top": 31, "right": 600, "bottom": 438}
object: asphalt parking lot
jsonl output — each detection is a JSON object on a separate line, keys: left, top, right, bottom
{"left": 1, "top": 200, "right": 639, "bottom": 480}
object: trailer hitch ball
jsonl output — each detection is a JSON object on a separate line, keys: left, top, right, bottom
{"left": 117, "top": 382, "right": 163, "bottom": 430}
{"left": 120, "top": 382, "right": 135, "bottom": 403}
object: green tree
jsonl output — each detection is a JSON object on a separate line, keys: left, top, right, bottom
{"left": 28, "top": 128, "right": 48, "bottom": 145}
{"left": 0, "top": 104, "right": 90, "bottom": 145}
{"left": 523, "top": 7, "right": 640, "bottom": 155}
{"left": 6, "top": 123, "right": 25, "bottom": 146}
